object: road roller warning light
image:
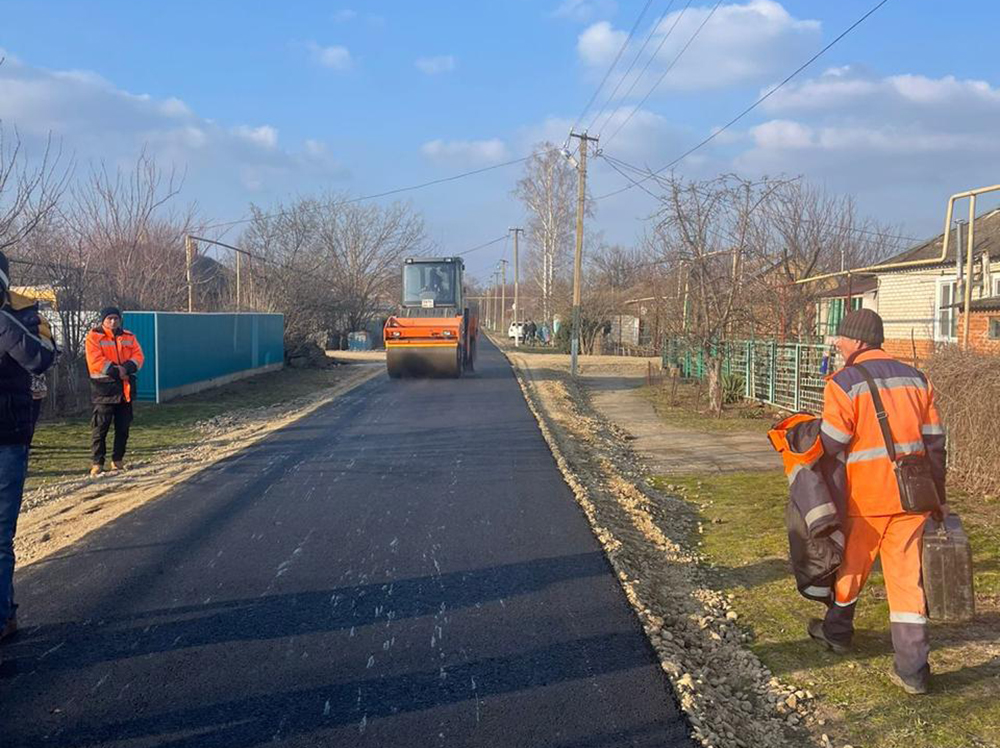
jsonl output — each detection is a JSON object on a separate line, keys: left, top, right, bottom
{"left": 384, "top": 257, "right": 479, "bottom": 378}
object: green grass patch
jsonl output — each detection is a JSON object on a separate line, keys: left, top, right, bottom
{"left": 28, "top": 367, "right": 350, "bottom": 489}
{"left": 637, "top": 382, "right": 776, "bottom": 435}
{"left": 652, "top": 472, "right": 1000, "bottom": 748}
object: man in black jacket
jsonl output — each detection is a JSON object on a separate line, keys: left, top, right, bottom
{"left": 0, "top": 251, "right": 56, "bottom": 663}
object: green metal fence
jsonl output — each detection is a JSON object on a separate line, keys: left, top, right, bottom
{"left": 662, "top": 338, "right": 829, "bottom": 414}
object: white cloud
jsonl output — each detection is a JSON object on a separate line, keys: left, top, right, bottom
{"left": 332, "top": 9, "right": 357, "bottom": 22}
{"left": 421, "top": 138, "right": 509, "bottom": 166}
{"left": 232, "top": 124, "right": 278, "bottom": 149}
{"left": 553, "top": 0, "right": 618, "bottom": 23}
{"left": 578, "top": 1, "right": 820, "bottom": 92}
{"left": 306, "top": 42, "right": 353, "bottom": 71}
{"left": 415, "top": 55, "right": 456, "bottom": 75}
{"left": 730, "top": 67, "right": 1000, "bottom": 229}
{"left": 0, "top": 52, "right": 347, "bottom": 199}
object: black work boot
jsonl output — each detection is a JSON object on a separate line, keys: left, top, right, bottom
{"left": 808, "top": 618, "right": 851, "bottom": 655}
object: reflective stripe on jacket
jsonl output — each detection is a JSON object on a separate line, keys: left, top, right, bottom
{"left": 820, "top": 349, "right": 946, "bottom": 517}
{"left": 768, "top": 413, "right": 846, "bottom": 603}
{"left": 85, "top": 327, "right": 144, "bottom": 404}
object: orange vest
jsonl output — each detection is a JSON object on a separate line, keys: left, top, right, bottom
{"left": 820, "top": 349, "right": 945, "bottom": 516}
{"left": 86, "top": 327, "right": 144, "bottom": 403}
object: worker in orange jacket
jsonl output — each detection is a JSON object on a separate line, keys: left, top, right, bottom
{"left": 810, "top": 309, "right": 946, "bottom": 695}
{"left": 85, "top": 307, "right": 144, "bottom": 476}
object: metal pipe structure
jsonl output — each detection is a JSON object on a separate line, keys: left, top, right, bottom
{"left": 794, "top": 184, "right": 1000, "bottom": 350}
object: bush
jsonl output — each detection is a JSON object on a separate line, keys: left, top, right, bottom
{"left": 721, "top": 372, "right": 745, "bottom": 405}
{"left": 925, "top": 348, "right": 1000, "bottom": 498}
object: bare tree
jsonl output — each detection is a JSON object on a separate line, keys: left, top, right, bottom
{"left": 318, "top": 197, "right": 430, "bottom": 333}
{"left": 513, "top": 144, "right": 586, "bottom": 325}
{"left": 240, "top": 195, "right": 429, "bottom": 347}
{"left": 66, "top": 150, "right": 194, "bottom": 311}
{"left": 0, "top": 127, "right": 70, "bottom": 253}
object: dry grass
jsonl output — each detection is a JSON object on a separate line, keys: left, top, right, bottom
{"left": 926, "top": 348, "right": 1000, "bottom": 498}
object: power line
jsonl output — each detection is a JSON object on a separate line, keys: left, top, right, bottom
{"left": 595, "top": 0, "right": 893, "bottom": 200}
{"left": 202, "top": 151, "right": 554, "bottom": 233}
{"left": 456, "top": 234, "right": 509, "bottom": 256}
{"left": 589, "top": 0, "right": 685, "bottom": 134}
{"left": 602, "top": 0, "right": 723, "bottom": 148}
{"left": 601, "top": 151, "right": 921, "bottom": 244}
{"left": 571, "top": 0, "right": 657, "bottom": 134}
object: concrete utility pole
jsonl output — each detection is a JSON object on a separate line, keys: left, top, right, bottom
{"left": 499, "top": 259, "right": 508, "bottom": 335}
{"left": 509, "top": 227, "right": 523, "bottom": 347}
{"left": 567, "top": 131, "right": 598, "bottom": 377}
{"left": 184, "top": 234, "right": 195, "bottom": 313}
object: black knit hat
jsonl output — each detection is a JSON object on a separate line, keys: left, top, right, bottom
{"left": 837, "top": 308, "right": 884, "bottom": 347}
{"left": 99, "top": 306, "right": 122, "bottom": 322}
{"left": 0, "top": 250, "right": 9, "bottom": 292}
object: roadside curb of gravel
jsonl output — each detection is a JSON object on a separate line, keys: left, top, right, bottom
{"left": 17, "top": 366, "right": 381, "bottom": 568}
{"left": 498, "top": 346, "right": 850, "bottom": 748}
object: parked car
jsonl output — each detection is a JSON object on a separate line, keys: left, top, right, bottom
{"left": 508, "top": 321, "right": 525, "bottom": 341}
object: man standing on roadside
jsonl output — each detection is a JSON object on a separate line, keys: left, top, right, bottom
{"left": 0, "top": 251, "right": 56, "bottom": 663}
{"left": 85, "top": 307, "right": 144, "bottom": 476}
{"left": 810, "top": 309, "right": 946, "bottom": 695}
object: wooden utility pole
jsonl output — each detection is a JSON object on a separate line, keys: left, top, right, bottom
{"left": 184, "top": 234, "right": 195, "bottom": 313}
{"left": 509, "top": 227, "right": 523, "bottom": 347}
{"left": 568, "top": 131, "right": 597, "bottom": 377}
{"left": 235, "top": 250, "right": 241, "bottom": 311}
{"left": 499, "top": 259, "right": 508, "bottom": 335}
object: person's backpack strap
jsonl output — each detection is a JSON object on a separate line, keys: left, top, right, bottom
{"left": 855, "top": 363, "right": 896, "bottom": 463}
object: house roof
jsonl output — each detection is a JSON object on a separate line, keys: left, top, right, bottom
{"left": 875, "top": 209, "right": 1000, "bottom": 271}
{"left": 967, "top": 296, "right": 1000, "bottom": 313}
{"left": 816, "top": 274, "right": 877, "bottom": 298}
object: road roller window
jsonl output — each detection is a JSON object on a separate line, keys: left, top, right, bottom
{"left": 403, "top": 263, "right": 457, "bottom": 307}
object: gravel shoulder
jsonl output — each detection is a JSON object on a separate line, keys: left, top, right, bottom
{"left": 501, "top": 345, "right": 821, "bottom": 748}
{"left": 17, "top": 365, "right": 379, "bottom": 568}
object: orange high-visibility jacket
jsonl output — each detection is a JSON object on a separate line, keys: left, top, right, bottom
{"left": 819, "top": 349, "right": 946, "bottom": 517}
{"left": 85, "top": 326, "right": 144, "bottom": 404}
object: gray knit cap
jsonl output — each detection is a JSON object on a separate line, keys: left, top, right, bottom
{"left": 837, "top": 308, "right": 884, "bottom": 347}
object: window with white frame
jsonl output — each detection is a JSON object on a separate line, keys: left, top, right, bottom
{"left": 935, "top": 278, "right": 958, "bottom": 341}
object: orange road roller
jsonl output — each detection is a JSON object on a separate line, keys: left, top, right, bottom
{"left": 384, "top": 257, "right": 478, "bottom": 378}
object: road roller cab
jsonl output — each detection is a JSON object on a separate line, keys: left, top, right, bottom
{"left": 384, "top": 257, "right": 478, "bottom": 378}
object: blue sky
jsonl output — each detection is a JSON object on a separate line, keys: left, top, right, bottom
{"left": 2, "top": 1, "right": 999, "bottom": 278}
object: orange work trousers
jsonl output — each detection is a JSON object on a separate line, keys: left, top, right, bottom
{"left": 833, "top": 512, "right": 928, "bottom": 620}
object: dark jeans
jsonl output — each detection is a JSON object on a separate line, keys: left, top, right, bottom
{"left": 91, "top": 402, "right": 133, "bottom": 465}
{"left": 0, "top": 444, "right": 29, "bottom": 624}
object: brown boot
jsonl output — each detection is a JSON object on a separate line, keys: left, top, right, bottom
{"left": 110, "top": 461, "right": 124, "bottom": 471}
{"left": 89, "top": 464, "right": 103, "bottom": 477}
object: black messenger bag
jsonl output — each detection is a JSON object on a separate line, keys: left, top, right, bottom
{"left": 855, "top": 364, "right": 942, "bottom": 514}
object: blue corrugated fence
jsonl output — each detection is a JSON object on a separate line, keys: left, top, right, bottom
{"left": 123, "top": 312, "right": 284, "bottom": 402}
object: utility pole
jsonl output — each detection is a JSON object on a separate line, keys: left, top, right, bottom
{"left": 509, "top": 228, "right": 523, "bottom": 347}
{"left": 184, "top": 234, "right": 195, "bottom": 313}
{"left": 235, "top": 250, "right": 241, "bottom": 311}
{"left": 499, "top": 259, "right": 508, "bottom": 335}
{"left": 567, "top": 131, "right": 598, "bottom": 377}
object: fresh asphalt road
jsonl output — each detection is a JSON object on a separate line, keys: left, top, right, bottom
{"left": 1, "top": 340, "right": 692, "bottom": 748}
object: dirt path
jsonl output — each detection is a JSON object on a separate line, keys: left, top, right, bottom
{"left": 16, "top": 365, "right": 380, "bottom": 568}
{"left": 503, "top": 348, "right": 829, "bottom": 748}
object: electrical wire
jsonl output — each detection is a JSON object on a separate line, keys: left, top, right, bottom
{"left": 601, "top": 0, "right": 723, "bottom": 148}
{"left": 456, "top": 234, "right": 509, "bottom": 256}
{"left": 601, "top": 151, "right": 920, "bottom": 249}
{"left": 202, "top": 151, "right": 555, "bottom": 233}
{"left": 596, "top": 0, "right": 893, "bottom": 200}
{"left": 588, "top": 0, "right": 684, "bottom": 134}
{"left": 571, "top": 0, "right": 657, "bottom": 135}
